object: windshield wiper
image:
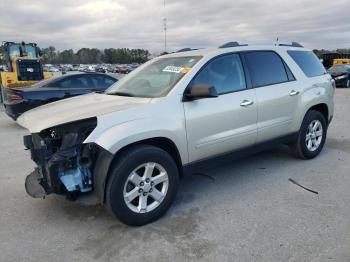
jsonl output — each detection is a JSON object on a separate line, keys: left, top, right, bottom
{"left": 107, "top": 91, "right": 135, "bottom": 97}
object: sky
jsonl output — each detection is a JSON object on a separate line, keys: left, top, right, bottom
{"left": 0, "top": 0, "right": 349, "bottom": 53}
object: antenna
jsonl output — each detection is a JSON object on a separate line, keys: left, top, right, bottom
{"left": 163, "top": 0, "right": 167, "bottom": 52}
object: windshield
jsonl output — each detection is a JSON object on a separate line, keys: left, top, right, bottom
{"left": 106, "top": 56, "right": 202, "bottom": 97}
{"left": 328, "top": 65, "right": 350, "bottom": 74}
{"left": 8, "top": 44, "right": 38, "bottom": 59}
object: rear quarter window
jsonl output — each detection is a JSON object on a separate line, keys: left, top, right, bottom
{"left": 287, "top": 50, "right": 326, "bottom": 77}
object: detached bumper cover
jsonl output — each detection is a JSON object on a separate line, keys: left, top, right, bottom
{"left": 25, "top": 168, "right": 47, "bottom": 198}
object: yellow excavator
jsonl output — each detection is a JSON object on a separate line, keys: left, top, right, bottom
{"left": 0, "top": 41, "right": 53, "bottom": 99}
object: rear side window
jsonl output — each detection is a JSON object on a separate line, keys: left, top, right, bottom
{"left": 54, "top": 76, "right": 91, "bottom": 88}
{"left": 287, "top": 50, "right": 326, "bottom": 77}
{"left": 244, "top": 51, "right": 289, "bottom": 87}
{"left": 89, "top": 75, "right": 117, "bottom": 89}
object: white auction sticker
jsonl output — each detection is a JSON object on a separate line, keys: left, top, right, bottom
{"left": 163, "top": 66, "right": 183, "bottom": 73}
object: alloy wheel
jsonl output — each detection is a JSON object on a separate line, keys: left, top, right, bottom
{"left": 305, "top": 119, "right": 323, "bottom": 151}
{"left": 123, "top": 162, "right": 169, "bottom": 213}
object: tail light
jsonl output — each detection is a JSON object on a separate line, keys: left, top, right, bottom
{"left": 331, "top": 79, "right": 336, "bottom": 89}
{"left": 5, "top": 93, "right": 23, "bottom": 103}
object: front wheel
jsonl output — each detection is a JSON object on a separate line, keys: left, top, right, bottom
{"left": 291, "top": 110, "right": 327, "bottom": 159}
{"left": 106, "top": 145, "right": 179, "bottom": 226}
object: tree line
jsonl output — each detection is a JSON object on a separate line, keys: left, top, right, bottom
{"left": 1, "top": 45, "right": 350, "bottom": 65}
{"left": 40, "top": 46, "right": 150, "bottom": 64}
{"left": 313, "top": 48, "right": 350, "bottom": 58}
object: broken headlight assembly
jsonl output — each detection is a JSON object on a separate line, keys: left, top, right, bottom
{"left": 24, "top": 117, "right": 98, "bottom": 199}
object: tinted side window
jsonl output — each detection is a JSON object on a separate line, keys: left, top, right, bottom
{"left": 191, "top": 54, "right": 246, "bottom": 94}
{"left": 245, "top": 51, "right": 288, "bottom": 87}
{"left": 89, "top": 75, "right": 117, "bottom": 89}
{"left": 55, "top": 76, "right": 91, "bottom": 88}
{"left": 287, "top": 50, "right": 326, "bottom": 77}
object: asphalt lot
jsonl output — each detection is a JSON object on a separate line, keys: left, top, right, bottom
{"left": 0, "top": 89, "right": 349, "bottom": 262}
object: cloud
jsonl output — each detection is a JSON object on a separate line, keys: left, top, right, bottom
{"left": 0, "top": 0, "right": 349, "bottom": 53}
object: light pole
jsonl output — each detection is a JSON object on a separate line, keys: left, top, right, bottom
{"left": 163, "top": 0, "right": 167, "bottom": 53}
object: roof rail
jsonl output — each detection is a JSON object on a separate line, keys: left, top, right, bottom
{"left": 277, "top": 41, "right": 303, "bottom": 47}
{"left": 176, "top": 48, "right": 198, "bottom": 53}
{"left": 219, "top": 42, "right": 248, "bottom": 48}
{"left": 219, "top": 40, "right": 303, "bottom": 48}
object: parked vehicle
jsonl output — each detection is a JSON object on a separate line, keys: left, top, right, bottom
{"left": 0, "top": 65, "right": 7, "bottom": 71}
{"left": 85, "top": 65, "right": 95, "bottom": 72}
{"left": 18, "top": 41, "right": 334, "bottom": 226}
{"left": 72, "top": 64, "right": 80, "bottom": 71}
{"left": 114, "top": 66, "right": 130, "bottom": 74}
{"left": 328, "top": 64, "right": 350, "bottom": 88}
{"left": 47, "top": 66, "right": 59, "bottom": 72}
{"left": 3, "top": 73, "right": 117, "bottom": 119}
{"left": 322, "top": 52, "right": 350, "bottom": 68}
{"left": 95, "top": 67, "right": 107, "bottom": 73}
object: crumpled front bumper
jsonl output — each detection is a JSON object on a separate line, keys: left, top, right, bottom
{"left": 23, "top": 135, "right": 114, "bottom": 201}
{"left": 22, "top": 118, "right": 115, "bottom": 202}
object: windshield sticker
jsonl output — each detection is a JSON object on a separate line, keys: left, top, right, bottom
{"left": 180, "top": 67, "right": 192, "bottom": 74}
{"left": 163, "top": 66, "right": 183, "bottom": 73}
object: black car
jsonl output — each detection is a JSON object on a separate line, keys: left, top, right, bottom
{"left": 2, "top": 73, "right": 118, "bottom": 120}
{"left": 328, "top": 64, "right": 350, "bottom": 88}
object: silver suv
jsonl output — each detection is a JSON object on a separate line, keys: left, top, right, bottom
{"left": 18, "top": 41, "right": 334, "bottom": 226}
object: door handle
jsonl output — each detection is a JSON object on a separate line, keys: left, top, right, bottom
{"left": 289, "top": 90, "right": 299, "bottom": 96}
{"left": 240, "top": 100, "right": 254, "bottom": 107}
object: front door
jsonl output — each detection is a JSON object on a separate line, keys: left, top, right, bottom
{"left": 184, "top": 53, "right": 258, "bottom": 163}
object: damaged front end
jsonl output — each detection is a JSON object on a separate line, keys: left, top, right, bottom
{"left": 24, "top": 117, "right": 100, "bottom": 199}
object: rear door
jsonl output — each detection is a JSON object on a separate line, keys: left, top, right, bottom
{"left": 243, "top": 51, "right": 300, "bottom": 142}
{"left": 184, "top": 53, "right": 258, "bottom": 162}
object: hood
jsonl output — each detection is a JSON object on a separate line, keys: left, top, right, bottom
{"left": 17, "top": 93, "right": 152, "bottom": 133}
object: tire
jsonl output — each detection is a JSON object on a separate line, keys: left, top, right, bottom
{"left": 291, "top": 110, "right": 327, "bottom": 159}
{"left": 105, "top": 144, "right": 179, "bottom": 226}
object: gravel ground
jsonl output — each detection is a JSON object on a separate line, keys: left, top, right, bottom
{"left": 0, "top": 89, "right": 349, "bottom": 262}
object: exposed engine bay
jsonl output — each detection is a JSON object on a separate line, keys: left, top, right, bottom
{"left": 23, "top": 117, "right": 100, "bottom": 199}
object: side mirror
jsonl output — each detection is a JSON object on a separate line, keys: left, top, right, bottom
{"left": 184, "top": 83, "right": 218, "bottom": 101}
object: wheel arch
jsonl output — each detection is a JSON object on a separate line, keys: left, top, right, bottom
{"left": 307, "top": 103, "right": 329, "bottom": 124}
{"left": 97, "top": 136, "right": 184, "bottom": 203}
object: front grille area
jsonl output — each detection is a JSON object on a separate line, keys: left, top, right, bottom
{"left": 16, "top": 59, "right": 44, "bottom": 81}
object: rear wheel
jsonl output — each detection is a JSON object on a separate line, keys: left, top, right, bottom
{"left": 291, "top": 110, "right": 327, "bottom": 159}
{"left": 106, "top": 145, "right": 179, "bottom": 226}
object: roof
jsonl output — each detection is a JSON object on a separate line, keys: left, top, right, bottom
{"left": 29, "top": 72, "right": 117, "bottom": 88}
{"left": 163, "top": 41, "right": 309, "bottom": 59}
